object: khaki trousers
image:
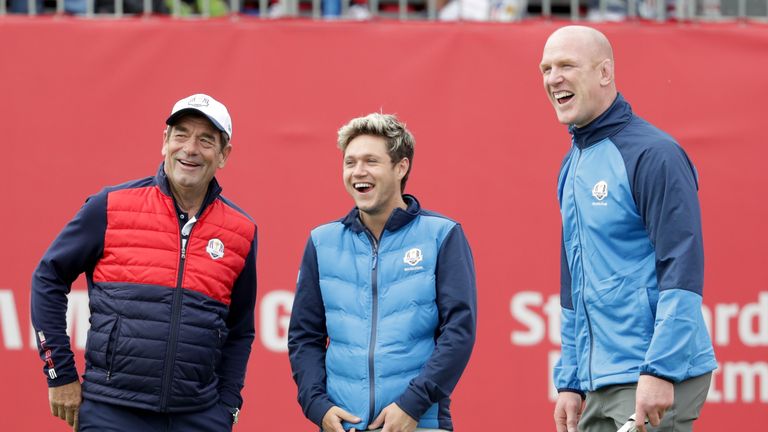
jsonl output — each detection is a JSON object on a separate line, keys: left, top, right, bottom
{"left": 579, "top": 372, "right": 711, "bottom": 432}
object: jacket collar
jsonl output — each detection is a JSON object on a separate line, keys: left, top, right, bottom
{"left": 570, "top": 93, "right": 633, "bottom": 150}
{"left": 341, "top": 194, "right": 421, "bottom": 235}
{"left": 154, "top": 162, "right": 223, "bottom": 214}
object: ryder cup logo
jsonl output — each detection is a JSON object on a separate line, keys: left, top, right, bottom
{"left": 592, "top": 180, "right": 608, "bottom": 201}
{"left": 403, "top": 248, "right": 423, "bottom": 266}
{"left": 206, "top": 238, "right": 225, "bottom": 260}
{"left": 403, "top": 248, "right": 425, "bottom": 272}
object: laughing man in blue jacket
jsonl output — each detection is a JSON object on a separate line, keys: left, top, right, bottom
{"left": 288, "top": 113, "right": 477, "bottom": 432}
{"left": 540, "top": 26, "right": 717, "bottom": 432}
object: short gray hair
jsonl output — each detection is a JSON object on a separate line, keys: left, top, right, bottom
{"left": 337, "top": 113, "right": 415, "bottom": 192}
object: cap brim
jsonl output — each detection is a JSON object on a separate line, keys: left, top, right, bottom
{"left": 166, "top": 108, "right": 229, "bottom": 138}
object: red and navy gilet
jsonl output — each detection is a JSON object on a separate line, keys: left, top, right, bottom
{"left": 32, "top": 164, "right": 257, "bottom": 412}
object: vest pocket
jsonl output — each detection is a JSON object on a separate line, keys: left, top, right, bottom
{"left": 105, "top": 315, "right": 123, "bottom": 381}
{"left": 210, "top": 328, "right": 227, "bottom": 376}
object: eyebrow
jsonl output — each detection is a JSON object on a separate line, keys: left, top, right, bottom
{"left": 199, "top": 132, "right": 217, "bottom": 141}
{"left": 345, "top": 153, "right": 381, "bottom": 160}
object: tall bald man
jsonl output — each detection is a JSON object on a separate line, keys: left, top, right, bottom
{"left": 540, "top": 26, "right": 716, "bottom": 432}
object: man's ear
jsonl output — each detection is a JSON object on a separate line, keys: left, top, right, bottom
{"left": 161, "top": 129, "right": 169, "bottom": 156}
{"left": 396, "top": 157, "right": 410, "bottom": 181}
{"left": 218, "top": 144, "right": 233, "bottom": 169}
{"left": 599, "top": 58, "right": 614, "bottom": 87}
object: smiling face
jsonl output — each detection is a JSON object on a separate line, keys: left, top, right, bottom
{"left": 343, "top": 134, "right": 409, "bottom": 218}
{"left": 162, "top": 114, "right": 231, "bottom": 198}
{"left": 540, "top": 26, "right": 616, "bottom": 127}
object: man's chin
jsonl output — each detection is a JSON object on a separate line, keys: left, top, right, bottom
{"left": 170, "top": 176, "right": 202, "bottom": 190}
{"left": 356, "top": 202, "right": 380, "bottom": 216}
{"left": 555, "top": 112, "right": 573, "bottom": 125}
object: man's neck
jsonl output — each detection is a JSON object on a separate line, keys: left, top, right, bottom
{"left": 170, "top": 184, "right": 207, "bottom": 217}
{"left": 359, "top": 197, "right": 407, "bottom": 241}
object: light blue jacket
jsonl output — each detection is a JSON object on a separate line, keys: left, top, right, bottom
{"left": 289, "top": 196, "right": 477, "bottom": 430}
{"left": 554, "top": 95, "right": 717, "bottom": 394}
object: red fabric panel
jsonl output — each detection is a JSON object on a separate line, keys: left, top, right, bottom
{"left": 93, "top": 186, "right": 253, "bottom": 305}
{"left": 181, "top": 200, "right": 255, "bottom": 305}
{"left": 94, "top": 186, "right": 179, "bottom": 288}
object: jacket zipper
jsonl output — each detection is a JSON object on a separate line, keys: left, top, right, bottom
{"left": 159, "top": 215, "right": 197, "bottom": 409}
{"left": 364, "top": 230, "right": 380, "bottom": 425}
{"left": 106, "top": 315, "right": 123, "bottom": 381}
{"left": 572, "top": 149, "right": 595, "bottom": 390}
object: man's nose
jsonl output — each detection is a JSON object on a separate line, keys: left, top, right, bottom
{"left": 182, "top": 137, "right": 200, "bottom": 154}
{"left": 352, "top": 162, "right": 367, "bottom": 176}
{"left": 546, "top": 69, "right": 563, "bottom": 86}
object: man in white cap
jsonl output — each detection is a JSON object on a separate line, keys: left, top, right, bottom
{"left": 31, "top": 94, "right": 257, "bottom": 431}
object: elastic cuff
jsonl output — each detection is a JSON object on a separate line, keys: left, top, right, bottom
{"left": 395, "top": 387, "right": 431, "bottom": 421}
{"left": 307, "top": 397, "right": 335, "bottom": 427}
{"left": 557, "top": 388, "right": 586, "bottom": 400}
{"left": 46, "top": 371, "right": 79, "bottom": 388}
{"left": 639, "top": 371, "right": 676, "bottom": 384}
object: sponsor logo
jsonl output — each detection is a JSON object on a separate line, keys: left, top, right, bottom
{"left": 206, "top": 238, "right": 225, "bottom": 260}
{"left": 37, "top": 330, "right": 58, "bottom": 379}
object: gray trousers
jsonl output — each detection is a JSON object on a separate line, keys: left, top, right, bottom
{"left": 579, "top": 373, "right": 712, "bottom": 432}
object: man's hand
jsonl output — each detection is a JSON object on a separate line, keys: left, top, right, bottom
{"left": 322, "top": 406, "right": 361, "bottom": 432}
{"left": 49, "top": 380, "right": 82, "bottom": 430}
{"left": 554, "top": 391, "right": 584, "bottom": 432}
{"left": 635, "top": 375, "right": 674, "bottom": 432}
{"left": 367, "top": 403, "right": 417, "bottom": 432}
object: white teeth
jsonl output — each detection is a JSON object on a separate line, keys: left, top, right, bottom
{"left": 554, "top": 91, "right": 574, "bottom": 100}
{"left": 354, "top": 182, "right": 372, "bottom": 189}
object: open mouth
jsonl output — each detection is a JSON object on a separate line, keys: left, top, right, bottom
{"left": 178, "top": 159, "right": 200, "bottom": 168}
{"left": 354, "top": 182, "right": 373, "bottom": 193}
{"left": 554, "top": 91, "right": 574, "bottom": 105}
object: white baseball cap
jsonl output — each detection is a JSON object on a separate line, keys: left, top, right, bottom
{"left": 166, "top": 93, "right": 233, "bottom": 141}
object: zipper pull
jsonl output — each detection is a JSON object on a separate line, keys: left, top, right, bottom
{"left": 372, "top": 253, "right": 378, "bottom": 271}
{"left": 181, "top": 239, "right": 188, "bottom": 259}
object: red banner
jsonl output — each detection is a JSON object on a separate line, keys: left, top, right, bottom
{"left": 1, "top": 17, "right": 766, "bottom": 430}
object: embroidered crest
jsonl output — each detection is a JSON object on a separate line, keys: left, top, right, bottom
{"left": 403, "top": 248, "right": 423, "bottom": 266}
{"left": 206, "top": 238, "right": 225, "bottom": 260}
{"left": 592, "top": 180, "right": 608, "bottom": 201}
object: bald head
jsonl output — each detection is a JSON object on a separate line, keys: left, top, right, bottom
{"left": 546, "top": 26, "right": 614, "bottom": 66}
{"left": 540, "top": 26, "right": 617, "bottom": 127}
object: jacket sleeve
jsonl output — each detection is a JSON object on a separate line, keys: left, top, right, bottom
{"left": 554, "top": 230, "right": 584, "bottom": 396}
{"left": 216, "top": 229, "right": 258, "bottom": 409}
{"left": 30, "top": 191, "right": 107, "bottom": 387}
{"left": 395, "top": 224, "right": 477, "bottom": 420}
{"left": 287, "top": 237, "right": 334, "bottom": 426}
{"left": 633, "top": 142, "right": 706, "bottom": 382}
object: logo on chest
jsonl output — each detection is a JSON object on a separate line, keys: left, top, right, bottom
{"left": 403, "top": 248, "right": 425, "bottom": 272}
{"left": 591, "top": 180, "right": 609, "bottom": 206}
{"left": 206, "top": 238, "right": 225, "bottom": 260}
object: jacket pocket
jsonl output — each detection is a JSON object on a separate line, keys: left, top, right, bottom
{"left": 105, "top": 315, "right": 123, "bottom": 381}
